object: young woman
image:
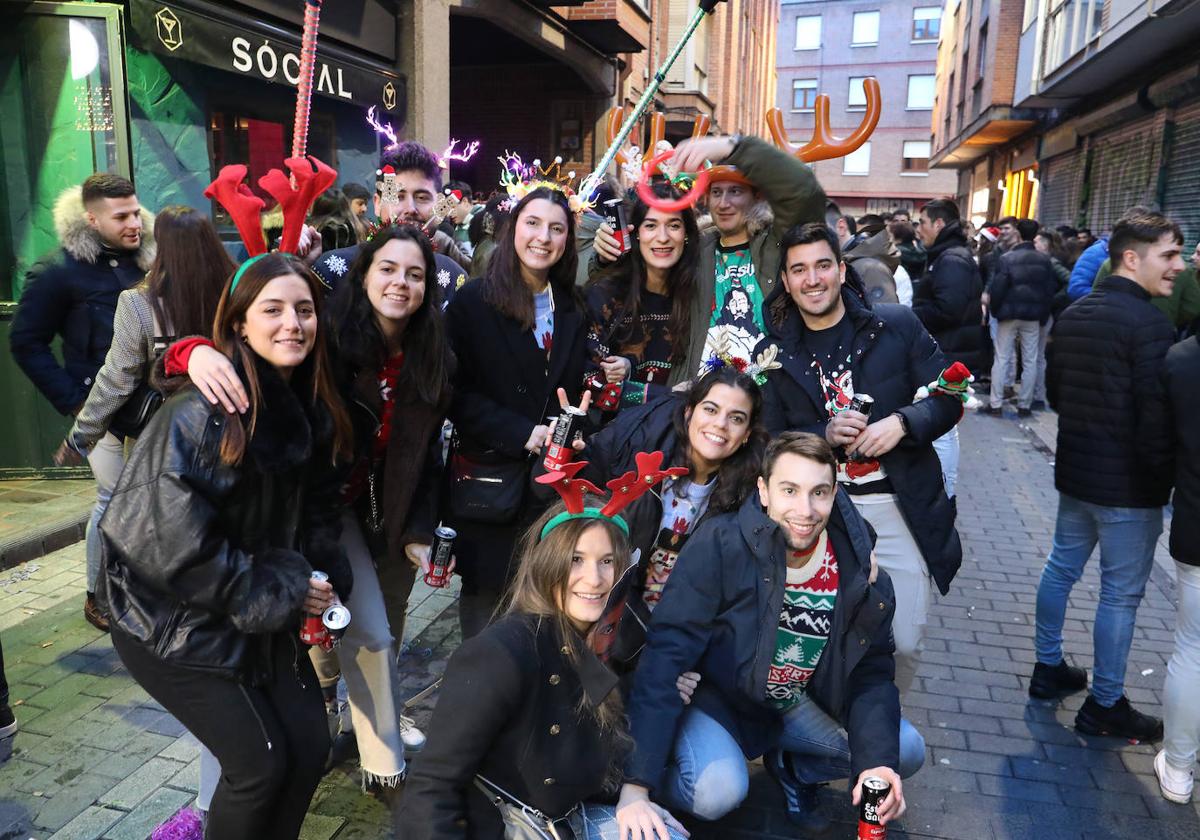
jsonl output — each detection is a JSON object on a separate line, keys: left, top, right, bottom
{"left": 180, "top": 226, "right": 455, "bottom": 789}
{"left": 99, "top": 253, "right": 353, "bottom": 839}
{"left": 444, "top": 187, "right": 588, "bottom": 638}
{"left": 584, "top": 183, "right": 699, "bottom": 414}
{"left": 401, "top": 503, "right": 688, "bottom": 840}
{"left": 310, "top": 188, "right": 367, "bottom": 251}
{"left": 55, "top": 206, "right": 236, "bottom": 631}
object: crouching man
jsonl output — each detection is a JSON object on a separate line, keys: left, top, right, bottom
{"left": 616, "top": 432, "right": 924, "bottom": 836}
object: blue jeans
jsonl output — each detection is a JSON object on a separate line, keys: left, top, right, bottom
{"left": 571, "top": 804, "right": 688, "bottom": 840}
{"left": 1035, "top": 493, "right": 1163, "bottom": 706}
{"left": 661, "top": 696, "right": 926, "bottom": 821}
{"left": 85, "top": 432, "right": 125, "bottom": 592}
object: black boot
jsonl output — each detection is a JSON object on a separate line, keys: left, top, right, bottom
{"left": 1029, "top": 660, "right": 1087, "bottom": 699}
{"left": 763, "top": 749, "right": 832, "bottom": 836}
{"left": 1075, "top": 695, "right": 1163, "bottom": 742}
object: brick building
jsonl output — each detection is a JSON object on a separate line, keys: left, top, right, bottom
{"left": 774, "top": 0, "right": 958, "bottom": 217}
{"left": 930, "top": 0, "right": 1200, "bottom": 244}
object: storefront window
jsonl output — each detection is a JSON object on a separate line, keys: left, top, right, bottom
{"left": 0, "top": 9, "right": 129, "bottom": 300}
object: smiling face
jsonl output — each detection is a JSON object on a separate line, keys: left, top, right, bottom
{"left": 86, "top": 195, "right": 143, "bottom": 251}
{"left": 685, "top": 383, "right": 754, "bottom": 475}
{"left": 559, "top": 524, "right": 617, "bottom": 632}
{"left": 514, "top": 197, "right": 569, "bottom": 282}
{"left": 708, "top": 181, "right": 756, "bottom": 240}
{"left": 1122, "top": 231, "right": 1185, "bottom": 298}
{"left": 238, "top": 274, "right": 317, "bottom": 376}
{"left": 637, "top": 208, "right": 687, "bottom": 274}
{"left": 758, "top": 452, "right": 836, "bottom": 552}
{"left": 374, "top": 168, "right": 438, "bottom": 224}
{"left": 781, "top": 239, "right": 847, "bottom": 330}
{"left": 1192, "top": 241, "right": 1200, "bottom": 272}
{"left": 364, "top": 238, "right": 427, "bottom": 330}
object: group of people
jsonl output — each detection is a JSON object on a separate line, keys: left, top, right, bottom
{"left": 2, "top": 117, "right": 1199, "bottom": 840}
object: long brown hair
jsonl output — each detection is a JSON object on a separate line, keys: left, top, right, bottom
{"left": 506, "top": 505, "right": 632, "bottom": 750}
{"left": 482, "top": 187, "right": 579, "bottom": 330}
{"left": 146, "top": 206, "right": 236, "bottom": 338}
{"left": 210, "top": 253, "right": 352, "bottom": 465}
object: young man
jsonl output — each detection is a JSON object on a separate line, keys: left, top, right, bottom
{"left": 1034, "top": 212, "right": 1183, "bottom": 740}
{"left": 913, "top": 199, "right": 988, "bottom": 378}
{"left": 312, "top": 141, "right": 467, "bottom": 298}
{"left": 757, "top": 223, "right": 963, "bottom": 693}
{"left": 10, "top": 173, "right": 153, "bottom": 632}
{"left": 593, "top": 134, "right": 826, "bottom": 374}
{"left": 619, "top": 433, "right": 923, "bottom": 834}
{"left": 984, "top": 218, "right": 1059, "bottom": 417}
{"left": 1158, "top": 325, "right": 1200, "bottom": 802}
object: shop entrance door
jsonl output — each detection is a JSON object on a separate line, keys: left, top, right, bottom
{"left": 0, "top": 1, "right": 131, "bottom": 475}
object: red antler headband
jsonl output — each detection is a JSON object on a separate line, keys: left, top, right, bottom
{"left": 536, "top": 451, "right": 688, "bottom": 540}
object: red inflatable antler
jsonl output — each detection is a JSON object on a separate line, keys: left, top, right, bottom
{"left": 601, "top": 451, "right": 688, "bottom": 517}
{"left": 204, "top": 165, "right": 268, "bottom": 257}
{"left": 536, "top": 461, "right": 604, "bottom": 514}
{"left": 258, "top": 156, "right": 338, "bottom": 254}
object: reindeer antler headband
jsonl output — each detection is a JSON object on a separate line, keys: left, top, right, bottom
{"left": 535, "top": 451, "right": 688, "bottom": 540}
{"left": 205, "top": 156, "right": 337, "bottom": 292}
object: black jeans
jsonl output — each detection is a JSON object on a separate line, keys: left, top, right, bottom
{"left": 0, "top": 635, "right": 8, "bottom": 705}
{"left": 112, "top": 628, "right": 328, "bottom": 840}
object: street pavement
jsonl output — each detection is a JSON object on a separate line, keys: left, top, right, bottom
{"left": 1, "top": 410, "right": 1198, "bottom": 839}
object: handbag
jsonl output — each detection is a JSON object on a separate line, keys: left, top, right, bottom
{"left": 449, "top": 441, "right": 530, "bottom": 525}
{"left": 474, "top": 775, "right": 577, "bottom": 840}
{"left": 109, "top": 306, "right": 170, "bottom": 440}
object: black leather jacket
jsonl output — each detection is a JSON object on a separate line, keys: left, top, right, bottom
{"left": 97, "top": 360, "right": 351, "bottom": 682}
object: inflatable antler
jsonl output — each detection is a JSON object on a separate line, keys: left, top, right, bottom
{"left": 766, "top": 77, "right": 881, "bottom": 163}
{"left": 258, "top": 156, "right": 337, "bottom": 254}
{"left": 605, "top": 108, "right": 712, "bottom": 166}
{"left": 204, "top": 165, "right": 268, "bottom": 257}
{"left": 536, "top": 461, "right": 604, "bottom": 514}
{"left": 600, "top": 451, "right": 688, "bottom": 517}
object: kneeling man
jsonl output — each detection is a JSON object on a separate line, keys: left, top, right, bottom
{"left": 618, "top": 432, "right": 924, "bottom": 835}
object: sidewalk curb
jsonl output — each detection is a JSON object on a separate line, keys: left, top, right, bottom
{"left": 0, "top": 514, "right": 88, "bottom": 573}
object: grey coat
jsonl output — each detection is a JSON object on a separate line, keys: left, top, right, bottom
{"left": 69, "top": 287, "right": 168, "bottom": 451}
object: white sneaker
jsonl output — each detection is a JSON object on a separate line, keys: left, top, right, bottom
{"left": 399, "top": 714, "right": 426, "bottom": 753}
{"left": 1154, "top": 749, "right": 1194, "bottom": 803}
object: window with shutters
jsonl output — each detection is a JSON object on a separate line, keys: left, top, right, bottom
{"left": 902, "top": 141, "right": 931, "bottom": 174}
{"left": 1162, "top": 100, "right": 1200, "bottom": 248}
{"left": 848, "top": 76, "right": 871, "bottom": 111}
{"left": 852, "top": 11, "right": 880, "bottom": 46}
{"left": 913, "top": 7, "right": 941, "bottom": 42}
{"left": 793, "top": 79, "right": 818, "bottom": 112}
{"left": 795, "top": 16, "right": 821, "bottom": 50}
{"left": 843, "top": 142, "right": 871, "bottom": 176}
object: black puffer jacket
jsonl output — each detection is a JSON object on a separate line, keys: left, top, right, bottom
{"left": 97, "top": 358, "right": 351, "bottom": 682}
{"left": 1165, "top": 336, "right": 1200, "bottom": 565}
{"left": 988, "top": 242, "right": 1059, "bottom": 323}
{"left": 625, "top": 492, "right": 898, "bottom": 791}
{"left": 912, "top": 222, "right": 988, "bottom": 378}
{"left": 1047, "top": 275, "right": 1174, "bottom": 508}
{"left": 757, "top": 286, "right": 963, "bottom": 594}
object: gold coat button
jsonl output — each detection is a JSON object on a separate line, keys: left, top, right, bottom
{"left": 561, "top": 645, "right": 571, "bottom": 655}
{"left": 860, "top": 638, "right": 867, "bottom": 646}
{"left": 549, "top": 724, "right": 561, "bottom": 735}
{"left": 543, "top": 777, "right": 556, "bottom": 786}
{"left": 548, "top": 674, "right": 561, "bottom": 685}
{"left": 879, "top": 602, "right": 886, "bottom": 610}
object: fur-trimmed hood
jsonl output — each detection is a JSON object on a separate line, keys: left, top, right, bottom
{"left": 53, "top": 185, "right": 156, "bottom": 270}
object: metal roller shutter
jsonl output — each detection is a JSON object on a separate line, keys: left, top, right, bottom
{"left": 1163, "top": 99, "right": 1200, "bottom": 248}
{"left": 1038, "top": 150, "right": 1084, "bottom": 229}
{"left": 1086, "top": 114, "right": 1163, "bottom": 232}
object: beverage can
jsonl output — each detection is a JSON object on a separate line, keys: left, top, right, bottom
{"left": 299, "top": 571, "right": 331, "bottom": 647}
{"left": 857, "top": 775, "right": 889, "bottom": 839}
{"left": 544, "top": 406, "right": 586, "bottom": 471}
{"left": 603, "top": 198, "right": 630, "bottom": 253}
{"left": 424, "top": 525, "right": 457, "bottom": 588}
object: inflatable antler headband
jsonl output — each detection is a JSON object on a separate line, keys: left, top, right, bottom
{"left": 536, "top": 451, "right": 689, "bottom": 540}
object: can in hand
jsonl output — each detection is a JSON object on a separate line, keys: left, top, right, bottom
{"left": 299, "top": 571, "right": 331, "bottom": 648}
{"left": 603, "top": 198, "right": 630, "bottom": 254}
{"left": 424, "top": 525, "right": 457, "bottom": 588}
{"left": 849, "top": 392, "right": 874, "bottom": 420}
{"left": 857, "top": 775, "right": 890, "bottom": 839}
{"left": 544, "top": 406, "right": 586, "bottom": 471}
{"left": 320, "top": 603, "right": 351, "bottom": 651}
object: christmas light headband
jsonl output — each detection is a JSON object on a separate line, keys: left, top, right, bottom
{"left": 536, "top": 451, "right": 688, "bottom": 540}
{"left": 366, "top": 107, "right": 480, "bottom": 170}
{"left": 499, "top": 152, "right": 596, "bottom": 216}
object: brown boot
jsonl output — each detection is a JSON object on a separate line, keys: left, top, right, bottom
{"left": 84, "top": 593, "right": 110, "bottom": 633}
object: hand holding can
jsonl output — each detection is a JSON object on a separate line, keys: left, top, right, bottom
{"left": 424, "top": 526, "right": 457, "bottom": 588}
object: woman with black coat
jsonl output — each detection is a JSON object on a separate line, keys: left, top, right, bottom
{"left": 445, "top": 186, "right": 588, "bottom": 637}
{"left": 401, "top": 501, "right": 688, "bottom": 840}
{"left": 98, "top": 253, "right": 354, "bottom": 839}
{"left": 179, "top": 226, "right": 455, "bottom": 787}
{"left": 583, "top": 182, "right": 699, "bottom": 414}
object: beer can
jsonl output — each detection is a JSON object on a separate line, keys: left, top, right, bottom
{"left": 299, "top": 571, "right": 330, "bottom": 647}
{"left": 544, "top": 406, "right": 586, "bottom": 472}
{"left": 424, "top": 525, "right": 457, "bottom": 588}
{"left": 320, "top": 603, "right": 352, "bottom": 651}
{"left": 603, "top": 198, "right": 630, "bottom": 253}
{"left": 849, "top": 392, "right": 875, "bottom": 420}
{"left": 857, "top": 775, "right": 890, "bottom": 839}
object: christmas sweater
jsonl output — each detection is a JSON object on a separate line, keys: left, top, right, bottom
{"left": 765, "top": 531, "right": 839, "bottom": 711}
